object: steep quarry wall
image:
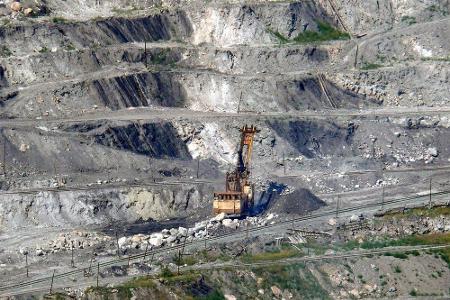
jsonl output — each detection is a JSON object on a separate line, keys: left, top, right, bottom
{"left": 0, "top": 184, "right": 211, "bottom": 231}
{"left": 0, "top": 12, "right": 192, "bottom": 56}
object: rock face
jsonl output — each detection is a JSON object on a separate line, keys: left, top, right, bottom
{"left": 0, "top": 184, "right": 212, "bottom": 231}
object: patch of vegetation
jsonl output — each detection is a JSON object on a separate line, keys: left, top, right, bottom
{"left": 360, "top": 62, "right": 383, "bottom": 70}
{"left": 173, "top": 252, "right": 198, "bottom": 266}
{"left": 1, "top": 19, "right": 11, "bottom": 27}
{"left": 39, "top": 47, "right": 49, "bottom": 53}
{"left": 267, "top": 29, "right": 289, "bottom": 44}
{"left": 242, "top": 247, "right": 299, "bottom": 263}
{"left": 343, "top": 232, "right": 450, "bottom": 251}
{"left": 401, "top": 15, "right": 417, "bottom": 25}
{"left": 383, "top": 206, "right": 450, "bottom": 219}
{"left": 112, "top": 6, "right": 138, "bottom": 16}
{"left": 410, "top": 289, "right": 418, "bottom": 296}
{"left": 87, "top": 286, "right": 133, "bottom": 299}
{"left": 384, "top": 252, "right": 408, "bottom": 259}
{"left": 427, "top": 5, "right": 448, "bottom": 15}
{"left": 90, "top": 42, "right": 101, "bottom": 51}
{"left": 52, "top": 17, "right": 68, "bottom": 24}
{"left": 304, "top": 241, "right": 330, "bottom": 255}
{"left": 253, "top": 263, "right": 331, "bottom": 299}
{"left": 376, "top": 54, "right": 387, "bottom": 63}
{"left": 293, "top": 21, "right": 350, "bottom": 43}
{"left": 86, "top": 271, "right": 225, "bottom": 300}
{"left": 421, "top": 56, "right": 450, "bottom": 62}
{"left": 43, "top": 292, "right": 71, "bottom": 300}
{"left": 393, "top": 265, "right": 402, "bottom": 273}
{"left": 64, "top": 43, "right": 76, "bottom": 51}
{"left": 161, "top": 266, "right": 174, "bottom": 278}
{"left": 0, "top": 45, "right": 12, "bottom": 57}
{"left": 151, "top": 49, "right": 169, "bottom": 65}
{"left": 266, "top": 21, "right": 350, "bottom": 45}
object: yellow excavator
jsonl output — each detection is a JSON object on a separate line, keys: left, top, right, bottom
{"left": 213, "top": 125, "right": 258, "bottom": 216}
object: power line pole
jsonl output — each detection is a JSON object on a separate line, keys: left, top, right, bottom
{"left": 115, "top": 231, "right": 120, "bottom": 257}
{"left": 25, "top": 253, "right": 29, "bottom": 278}
{"left": 2, "top": 140, "right": 5, "bottom": 177}
{"left": 196, "top": 159, "right": 200, "bottom": 179}
{"left": 71, "top": 242, "right": 75, "bottom": 268}
{"left": 143, "top": 242, "right": 149, "bottom": 262}
{"left": 381, "top": 186, "right": 385, "bottom": 210}
{"left": 237, "top": 91, "right": 242, "bottom": 113}
{"left": 335, "top": 195, "right": 340, "bottom": 218}
{"left": 144, "top": 41, "right": 147, "bottom": 68}
{"left": 429, "top": 177, "right": 432, "bottom": 209}
{"left": 49, "top": 269, "right": 55, "bottom": 294}
{"left": 96, "top": 263, "right": 100, "bottom": 287}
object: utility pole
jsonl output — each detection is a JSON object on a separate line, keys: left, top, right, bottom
{"left": 204, "top": 224, "right": 208, "bottom": 250}
{"left": 381, "top": 186, "right": 385, "bottom": 210}
{"left": 246, "top": 221, "right": 249, "bottom": 239}
{"left": 283, "top": 153, "right": 286, "bottom": 175}
{"left": 335, "top": 196, "right": 340, "bottom": 218}
{"left": 25, "top": 253, "right": 29, "bottom": 278}
{"left": 115, "top": 231, "right": 120, "bottom": 257}
{"left": 196, "top": 159, "right": 200, "bottom": 179}
{"left": 237, "top": 91, "right": 242, "bottom": 113}
{"left": 143, "top": 242, "right": 149, "bottom": 262}
{"left": 96, "top": 263, "right": 100, "bottom": 287}
{"left": 429, "top": 177, "right": 432, "bottom": 209}
{"left": 89, "top": 256, "right": 94, "bottom": 274}
{"left": 49, "top": 269, "right": 55, "bottom": 294}
{"left": 71, "top": 242, "right": 75, "bottom": 268}
{"left": 177, "top": 249, "right": 181, "bottom": 275}
{"left": 2, "top": 140, "right": 5, "bottom": 177}
{"left": 144, "top": 41, "right": 147, "bottom": 68}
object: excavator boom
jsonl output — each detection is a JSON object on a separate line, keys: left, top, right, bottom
{"left": 213, "top": 125, "right": 258, "bottom": 216}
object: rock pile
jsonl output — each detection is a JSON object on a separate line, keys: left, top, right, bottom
{"left": 34, "top": 231, "right": 111, "bottom": 256}
{"left": 116, "top": 213, "right": 279, "bottom": 251}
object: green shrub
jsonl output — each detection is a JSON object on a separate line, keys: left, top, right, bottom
{"left": 52, "top": 17, "right": 67, "bottom": 24}
{"left": 293, "top": 21, "right": 350, "bottom": 43}
{"left": 361, "top": 63, "right": 383, "bottom": 70}
{"left": 267, "top": 29, "right": 289, "bottom": 44}
{"left": 401, "top": 16, "right": 417, "bottom": 25}
{"left": 0, "top": 45, "right": 12, "bottom": 57}
{"left": 160, "top": 266, "right": 174, "bottom": 278}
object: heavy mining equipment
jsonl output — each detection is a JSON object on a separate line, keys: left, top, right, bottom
{"left": 213, "top": 125, "right": 258, "bottom": 216}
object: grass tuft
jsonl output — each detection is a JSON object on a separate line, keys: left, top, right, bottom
{"left": 361, "top": 63, "right": 383, "bottom": 70}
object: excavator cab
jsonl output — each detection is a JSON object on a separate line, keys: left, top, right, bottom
{"left": 213, "top": 125, "right": 258, "bottom": 217}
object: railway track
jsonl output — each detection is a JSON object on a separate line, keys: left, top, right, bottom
{"left": 0, "top": 187, "right": 447, "bottom": 294}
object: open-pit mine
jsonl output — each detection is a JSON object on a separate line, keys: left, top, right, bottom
{"left": 0, "top": 0, "right": 450, "bottom": 299}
